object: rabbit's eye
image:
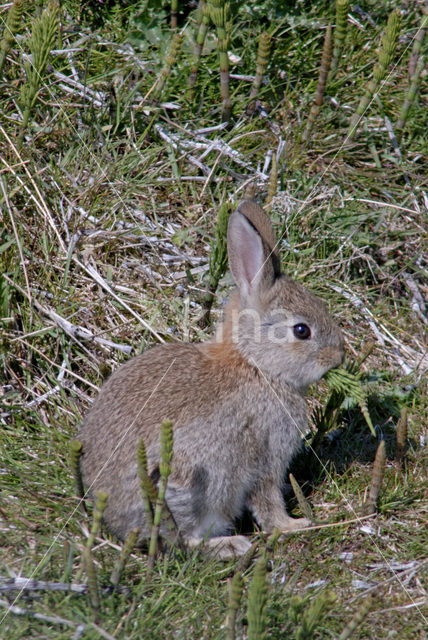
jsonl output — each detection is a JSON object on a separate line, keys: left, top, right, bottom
{"left": 293, "top": 323, "right": 311, "bottom": 340}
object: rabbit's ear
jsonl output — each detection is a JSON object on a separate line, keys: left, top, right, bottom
{"left": 227, "top": 209, "right": 276, "bottom": 299}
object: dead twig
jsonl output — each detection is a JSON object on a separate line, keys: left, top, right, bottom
{"left": 2, "top": 276, "right": 133, "bottom": 354}
{"left": 0, "top": 597, "right": 79, "bottom": 628}
{"left": 0, "top": 576, "right": 86, "bottom": 594}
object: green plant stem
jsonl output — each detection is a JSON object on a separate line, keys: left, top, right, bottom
{"left": 86, "top": 491, "right": 108, "bottom": 551}
{"left": 208, "top": 0, "right": 232, "bottom": 121}
{"left": 311, "top": 365, "right": 375, "bottom": 450}
{"left": 247, "top": 553, "right": 269, "bottom": 640}
{"left": 303, "top": 24, "right": 332, "bottom": 142}
{"left": 188, "top": 1, "right": 211, "bottom": 100}
{"left": 83, "top": 548, "right": 100, "bottom": 612}
{"left": 76, "top": 491, "right": 107, "bottom": 586}
{"left": 397, "top": 56, "right": 425, "bottom": 131}
{"left": 346, "top": 9, "right": 401, "bottom": 141}
{"left": 153, "top": 33, "right": 183, "bottom": 103}
{"left": 199, "top": 202, "right": 232, "bottom": 327}
{"left": 137, "top": 437, "right": 156, "bottom": 533}
{"left": 289, "top": 473, "right": 314, "bottom": 522}
{"left": 70, "top": 439, "right": 86, "bottom": 514}
{"left": 0, "top": 0, "right": 24, "bottom": 78}
{"left": 329, "top": 0, "right": 349, "bottom": 75}
{"left": 247, "top": 32, "right": 271, "bottom": 116}
{"left": 17, "top": 0, "right": 59, "bottom": 149}
{"left": 110, "top": 527, "right": 140, "bottom": 589}
{"left": 394, "top": 407, "right": 408, "bottom": 465}
{"left": 296, "top": 589, "right": 337, "bottom": 640}
{"left": 265, "top": 152, "right": 277, "bottom": 210}
{"left": 337, "top": 595, "right": 374, "bottom": 640}
{"left": 225, "top": 572, "right": 244, "bottom": 640}
{"left": 147, "top": 420, "right": 174, "bottom": 573}
{"left": 363, "top": 440, "right": 386, "bottom": 515}
{"left": 408, "top": 11, "right": 427, "bottom": 78}
{"left": 138, "top": 436, "right": 180, "bottom": 548}
{"left": 171, "top": 0, "right": 178, "bottom": 30}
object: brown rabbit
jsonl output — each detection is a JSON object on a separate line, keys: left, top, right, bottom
{"left": 78, "top": 200, "right": 345, "bottom": 559}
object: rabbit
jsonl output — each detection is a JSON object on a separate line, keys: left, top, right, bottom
{"left": 77, "top": 199, "right": 345, "bottom": 560}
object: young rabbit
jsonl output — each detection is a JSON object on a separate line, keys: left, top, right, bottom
{"left": 78, "top": 200, "right": 345, "bottom": 559}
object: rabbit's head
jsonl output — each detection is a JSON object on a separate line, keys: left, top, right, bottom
{"left": 222, "top": 200, "right": 345, "bottom": 392}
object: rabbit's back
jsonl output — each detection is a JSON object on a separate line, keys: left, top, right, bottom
{"left": 79, "top": 341, "right": 256, "bottom": 457}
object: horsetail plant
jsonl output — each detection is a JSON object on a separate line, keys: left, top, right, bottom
{"left": 138, "top": 434, "right": 181, "bottom": 549}
{"left": 289, "top": 473, "right": 314, "bottom": 522}
{"left": 394, "top": 407, "right": 408, "bottom": 466}
{"left": 337, "top": 594, "right": 374, "bottom": 640}
{"left": 153, "top": 32, "right": 183, "bottom": 103}
{"left": 396, "top": 55, "right": 425, "bottom": 132}
{"left": 188, "top": 1, "right": 211, "bottom": 101}
{"left": 264, "top": 151, "right": 277, "bottom": 210}
{"left": 86, "top": 490, "right": 109, "bottom": 552}
{"left": 346, "top": 9, "right": 401, "bottom": 142}
{"left": 76, "top": 490, "right": 108, "bottom": 582}
{"left": 247, "top": 552, "right": 269, "bottom": 640}
{"left": 225, "top": 571, "right": 244, "bottom": 640}
{"left": 137, "top": 437, "right": 156, "bottom": 532}
{"left": 147, "top": 419, "right": 174, "bottom": 573}
{"left": 363, "top": 439, "right": 387, "bottom": 515}
{"left": 208, "top": 0, "right": 232, "bottom": 121}
{"left": 18, "top": 0, "right": 59, "bottom": 149}
{"left": 325, "top": 367, "right": 374, "bottom": 435}
{"left": 311, "top": 365, "right": 374, "bottom": 450}
{"left": 295, "top": 589, "right": 337, "bottom": 640}
{"left": 302, "top": 24, "right": 332, "bottom": 143}
{"left": 171, "top": 0, "right": 178, "bottom": 30}
{"left": 408, "top": 11, "right": 427, "bottom": 78}
{"left": 83, "top": 547, "right": 101, "bottom": 612}
{"left": 199, "top": 201, "right": 232, "bottom": 327}
{"left": 0, "top": 0, "right": 24, "bottom": 78}
{"left": 70, "top": 438, "right": 86, "bottom": 514}
{"left": 110, "top": 527, "right": 140, "bottom": 590}
{"left": 247, "top": 32, "right": 272, "bottom": 116}
{"left": 329, "top": 0, "right": 349, "bottom": 76}
{"left": 235, "top": 539, "right": 259, "bottom": 573}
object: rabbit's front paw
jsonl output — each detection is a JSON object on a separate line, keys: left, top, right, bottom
{"left": 213, "top": 535, "right": 253, "bottom": 559}
{"left": 187, "top": 535, "right": 252, "bottom": 560}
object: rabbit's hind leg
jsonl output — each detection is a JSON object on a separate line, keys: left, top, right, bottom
{"left": 248, "top": 478, "right": 312, "bottom": 533}
{"left": 165, "top": 481, "right": 251, "bottom": 559}
{"left": 279, "top": 516, "right": 312, "bottom": 531}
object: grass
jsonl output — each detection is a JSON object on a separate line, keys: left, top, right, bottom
{"left": 0, "top": 0, "right": 427, "bottom": 638}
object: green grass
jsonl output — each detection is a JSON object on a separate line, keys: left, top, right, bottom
{"left": 0, "top": 0, "right": 427, "bottom": 638}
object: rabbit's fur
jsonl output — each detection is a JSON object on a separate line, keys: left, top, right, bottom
{"left": 78, "top": 200, "right": 344, "bottom": 559}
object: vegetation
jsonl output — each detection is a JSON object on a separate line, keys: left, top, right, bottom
{"left": 0, "top": 0, "right": 426, "bottom": 638}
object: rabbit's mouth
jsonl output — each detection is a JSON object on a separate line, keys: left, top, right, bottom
{"left": 292, "top": 345, "right": 345, "bottom": 389}
{"left": 317, "top": 345, "right": 346, "bottom": 374}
